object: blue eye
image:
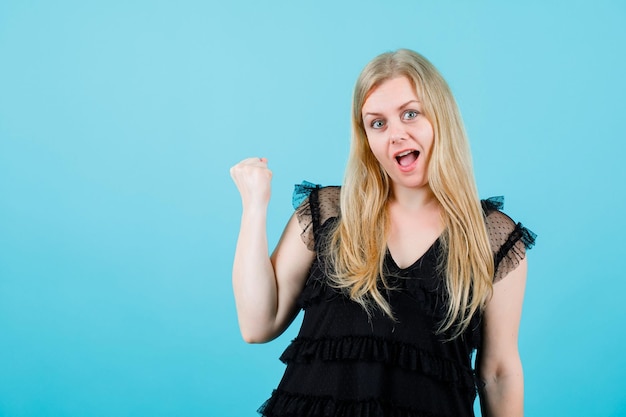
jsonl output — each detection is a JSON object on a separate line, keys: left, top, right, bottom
{"left": 403, "top": 110, "right": 418, "bottom": 120}
{"left": 371, "top": 119, "right": 385, "bottom": 129}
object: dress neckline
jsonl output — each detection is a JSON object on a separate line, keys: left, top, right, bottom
{"left": 386, "top": 237, "right": 441, "bottom": 271}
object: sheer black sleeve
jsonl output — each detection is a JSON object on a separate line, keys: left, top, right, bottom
{"left": 292, "top": 181, "right": 341, "bottom": 251}
{"left": 482, "top": 197, "right": 537, "bottom": 283}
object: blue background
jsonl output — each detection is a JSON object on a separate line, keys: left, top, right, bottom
{"left": 1, "top": 1, "right": 625, "bottom": 416}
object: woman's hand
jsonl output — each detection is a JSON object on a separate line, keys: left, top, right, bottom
{"left": 230, "top": 157, "right": 272, "bottom": 209}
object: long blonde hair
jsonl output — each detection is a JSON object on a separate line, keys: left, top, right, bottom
{"left": 326, "top": 49, "right": 494, "bottom": 338}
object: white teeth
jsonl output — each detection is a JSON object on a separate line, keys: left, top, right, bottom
{"left": 396, "top": 150, "right": 414, "bottom": 157}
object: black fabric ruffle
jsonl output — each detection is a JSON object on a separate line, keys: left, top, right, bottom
{"left": 259, "top": 389, "right": 453, "bottom": 417}
{"left": 494, "top": 222, "right": 536, "bottom": 270}
{"left": 292, "top": 181, "right": 322, "bottom": 210}
{"left": 482, "top": 196, "right": 537, "bottom": 251}
{"left": 481, "top": 195, "right": 505, "bottom": 212}
{"left": 280, "top": 335, "right": 476, "bottom": 388}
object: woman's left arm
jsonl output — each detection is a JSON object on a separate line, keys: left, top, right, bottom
{"left": 477, "top": 257, "right": 528, "bottom": 417}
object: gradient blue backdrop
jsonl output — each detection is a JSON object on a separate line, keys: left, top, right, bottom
{"left": 1, "top": 1, "right": 625, "bottom": 416}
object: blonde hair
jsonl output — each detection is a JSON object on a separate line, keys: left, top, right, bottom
{"left": 326, "top": 49, "right": 494, "bottom": 338}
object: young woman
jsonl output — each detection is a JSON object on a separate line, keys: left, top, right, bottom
{"left": 230, "top": 49, "right": 535, "bottom": 417}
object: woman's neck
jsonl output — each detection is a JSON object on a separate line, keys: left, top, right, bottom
{"left": 389, "top": 184, "right": 438, "bottom": 213}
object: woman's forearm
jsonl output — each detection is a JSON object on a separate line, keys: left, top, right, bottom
{"left": 480, "top": 362, "right": 524, "bottom": 417}
{"left": 232, "top": 206, "right": 280, "bottom": 343}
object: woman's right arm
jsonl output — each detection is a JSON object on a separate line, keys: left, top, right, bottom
{"left": 230, "top": 158, "right": 315, "bottom": 343}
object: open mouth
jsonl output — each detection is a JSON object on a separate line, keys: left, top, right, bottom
{"left": 395, "top": 150, "right": 420, "bottom": 167}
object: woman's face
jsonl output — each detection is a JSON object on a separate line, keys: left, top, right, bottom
{"left": 361, "top": 76, "right": 434, "bottom": 193}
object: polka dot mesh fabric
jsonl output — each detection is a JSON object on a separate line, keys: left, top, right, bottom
{"left": 482, "top": 196, "right": 537, "bottom": 282}
{"left": 295, "top": 184, "right": 340, "bottom": 251}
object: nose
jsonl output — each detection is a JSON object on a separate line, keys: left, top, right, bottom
{"left": 388, "top": 120, "right": 406, "bottom": 144}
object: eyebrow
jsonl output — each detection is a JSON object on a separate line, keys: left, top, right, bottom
{"left": 362, "top": 100, "right": 420, "bottom": 118}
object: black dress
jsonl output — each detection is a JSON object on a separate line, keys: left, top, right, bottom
{"left": 259, "top": 183, "right": 536, "bottom": 417}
